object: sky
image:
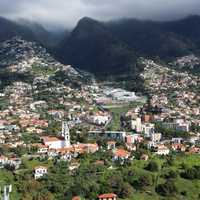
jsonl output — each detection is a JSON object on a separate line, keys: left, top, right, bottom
{"left": 0, "top": 0, "right": 200, "bottom": 30}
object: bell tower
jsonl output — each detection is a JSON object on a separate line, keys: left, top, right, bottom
{"left": 61, "top": 121, "right": 70, "bottom": 147}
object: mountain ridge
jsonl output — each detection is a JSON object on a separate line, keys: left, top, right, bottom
{"left": 1, "top": 15, "right": 200, "bottom": 78}
{"left": 57, "top": 16, "right": 138, "bottom": 76}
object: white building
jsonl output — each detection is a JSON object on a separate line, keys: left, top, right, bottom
{"left": 89, "top": 131, "right": 126, "bottom": 141}
{"left": 142, "top": 123, "right": 155, "bottom": 137}
{"left": 171, "top": 137, "right": 183, "bottom": 144}
{"left": 60, "top": 152, "right": 72, "bottom": 162}
{"left": 162, "top": 119, "right": 190, "bottom": 132}
{"left": 34, "top": 166, "right": 48, "bottom": 179}
{"left": 90, "top": 115, "right": 109, "bottom": 125}
{"left": 131, "top": 117, "right": 142, "bottom": 132}
{"left": 151, "top": 133, "right": 162, "bottom": 143}
{"left": 125, "top": 134, "right": 143, "bottom": 144}
{"left": 155, "top": 145, "right": 170, "bottom": 155}
{"left": 33, "top": 144, "right": 48, "bottom": 154}
{"left": 103, "top": 87, "right": 138, "bottom": 102}
{"left": 42, "top": 136, "right": 66, "bottom": 149}
{"left": 42, "top": 121, "right": 71, "bottom": 149}
{"left": 61, "top": 121, "right": 71, "bottom": 147}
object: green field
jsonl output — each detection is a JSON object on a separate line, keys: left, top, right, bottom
{"left": 107, "top": 100, "right": 146, "bottom": 131}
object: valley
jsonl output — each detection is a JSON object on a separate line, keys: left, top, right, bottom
{"left": 0, "top": 14, "right": 200, "bottom": 200}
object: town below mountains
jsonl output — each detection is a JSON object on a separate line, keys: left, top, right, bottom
{"left": 0, "top": 15, "right": 200, "bottom": 200}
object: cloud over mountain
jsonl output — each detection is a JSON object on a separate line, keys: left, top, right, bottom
{"left": 0, "top": 0, "right": 200, "bottom": 29}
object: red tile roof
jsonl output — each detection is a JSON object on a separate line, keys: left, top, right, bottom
{"left": 107, "top": 141, "right": 116, "bottom": 144}
{"left": 32, "top": 143, "right": 48, "bottom": 148}
{"left": 114, "top": 149, "right": 130, "bottom": 158}
{"left": 34, "top": 166, "right": 47, "bottom": 170}
{"left": 72, "top": 196, "right": 81, "bottom": 200}
{"left": 42, "top": 136, "right": 63, "bottom": 143}
{"left": 98, "top": 193, "right": 117, "bottom": 199}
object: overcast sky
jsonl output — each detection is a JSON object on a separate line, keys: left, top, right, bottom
{"left": 0, "top": 0, "right": 200, "bottom": 30}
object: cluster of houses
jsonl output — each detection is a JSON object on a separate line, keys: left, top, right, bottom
{"left": 0, "top": 155, "right": 21, "bottom": 169}
{"left": 172, "top": 54, "right": 200, "bottom": 69}
{"left": 32, "top": 121, "right": 99, "bottom": 179}
{"left": 1, "top": 37, "right": 200, "bottom": 199}
{"left": 141, "top": 59, "right": 200, "bottom": 121}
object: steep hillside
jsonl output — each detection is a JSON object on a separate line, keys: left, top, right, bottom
{"left": 57, "top": 16, "right": 200, "bottom": 78}
{"left": 17, "top": 19, "right": 66, "bottom": 47}
{"left": 106, "top": 16, "right": 200, "bottom": 59}
{"left": 0, "top": 37, "right": 84, "bottom": 90}
{"left": 0, "top": 16, "right": 63, "bottom": 48}
{"left": 57, "top": 17, "right": 137, "bottom": 76}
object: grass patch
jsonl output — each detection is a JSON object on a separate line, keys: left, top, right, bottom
{"left": 32, "top": 64, "right": 56, "bottom": 76}
{"left": 21, "top": 157, "right": 53, "bottom": 171}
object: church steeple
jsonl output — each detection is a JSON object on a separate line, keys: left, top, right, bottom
{"left": 61, "top": 121, "right": 70, "bottom": 147}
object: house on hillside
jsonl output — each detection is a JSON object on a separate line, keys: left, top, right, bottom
{"left": 34, "top": 166, "right": 47, "bottom": 179}
{"left": 155, "top": 144, "right": 170, "bottom": 155}
{"left": 112, "top": 149, "right": 130, "bottom": 164}
{"left": 72, "top": 196, "right": 81, "bottom": 200}
{"left": 98, "top": 193, "right": 117, "bottom": 200}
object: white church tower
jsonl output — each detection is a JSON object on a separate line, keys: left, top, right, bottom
{"left": 61, "top": 121, "right": 71, "bottom": 147}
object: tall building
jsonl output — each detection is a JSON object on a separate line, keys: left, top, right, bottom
{"left": 42, "top": 121, "right": 71, "bottom": 149}
{"left": 62, "top": 121, "right": 71, "bottom": 147}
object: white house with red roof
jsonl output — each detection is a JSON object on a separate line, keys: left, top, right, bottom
{"left": 155, "top": 144, "right": 170, "bottom": 155}
{"left": 42, "top": 121, "right": 70, "bottom": 149}
{"left": 34, "top": 166, "right": 47, "bottom": 179}
{"left": 171, "top": 143, "right": 186, "bottom": 152}
{"left": 42, "top": 136, "right": 66, "bottom": 149}
{"left": 32, "top": 143, "right": 49, "bottom": 154}
{"left": 98, "top": 193, "right": 117, "bottom": 200}
{"left": 125, "top": 134, "right": 143, "bottom": 144}
{"left": 113, "top": 149, "right": 130, "bottom": 163}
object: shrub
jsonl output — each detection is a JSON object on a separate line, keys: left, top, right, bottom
{"left": 145, "top": 161, "right": 159, "bottom": 172}
{"left": 156, "top": 180, "right": 178, "bottom": 196}
{"left": 137, "top": 174, "right": 153, "bottom": 188}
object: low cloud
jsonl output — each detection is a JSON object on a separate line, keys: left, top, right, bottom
{"left": 0, "top": 0, "right": 200, "bottom": 30}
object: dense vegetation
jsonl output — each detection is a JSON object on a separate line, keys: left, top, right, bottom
{"left": 1, "top": 147, "right": 200, "bottom": 200}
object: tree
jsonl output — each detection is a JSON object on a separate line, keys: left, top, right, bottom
{"left": 137, "top": 174, "right": 153, "bottom": 188}
{"left": 108, "top": 174, "right": 134, "bottom": 198}
{"left": 163, "top": 169, "right": 178, "bottom": 179}
{"left": 181, "top": 166, "right": 200, "bottom": 180}
{"left": 156, "top": 180, "right": 178, "bottom": 196}
{"left": 11, "top": 146, "right": 28, "bottom": 157}
{"left": 119, "top": 182, "right": 134, "bottom": 198}
{"left": 164, "top": 155, "right": 175, "bottom": 167}
{"left": 145, "top": 161, "right": 159, "bottom": 172}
